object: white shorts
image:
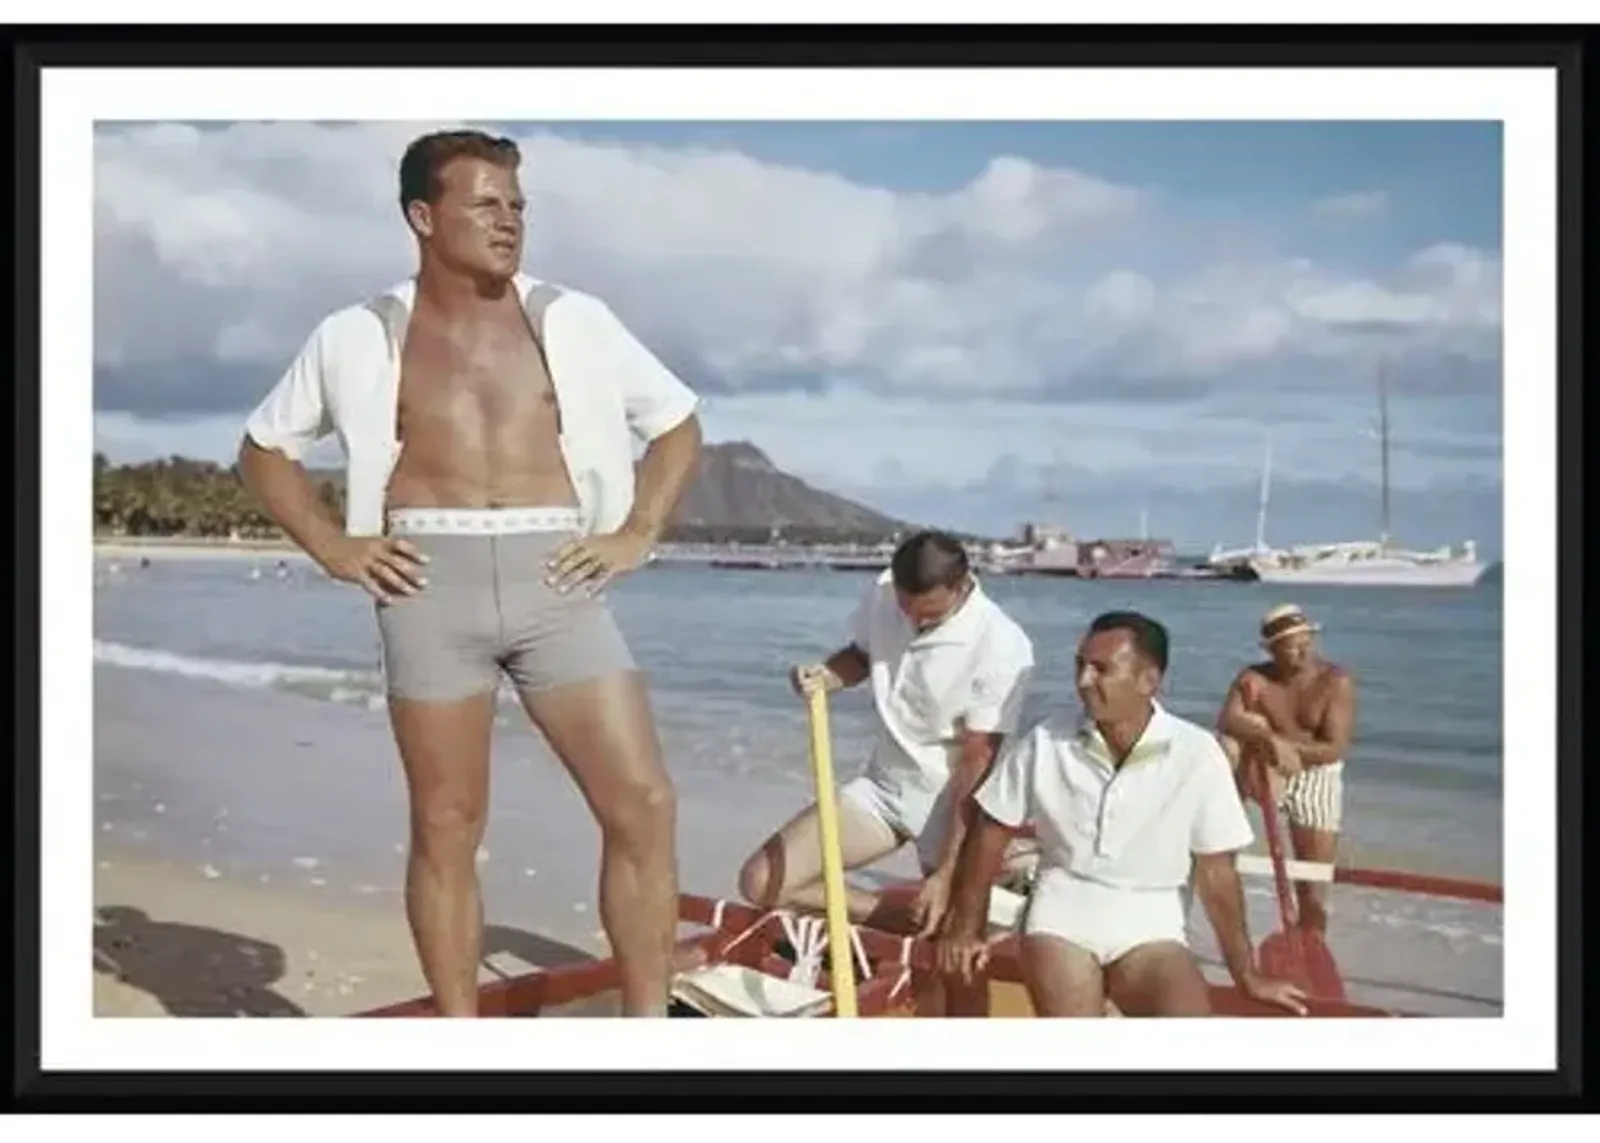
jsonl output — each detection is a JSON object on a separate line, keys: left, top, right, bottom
{"left": 1023, "top": 867, "right": 1189, "bottom": 967}
{"left": 1277, "top": 761, "right": 1344, "bottom": 833}
{"left": 839, "top": 772, "right": 952, "bottom": 874}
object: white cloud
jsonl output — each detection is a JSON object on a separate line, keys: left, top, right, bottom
{"left": 1289, "top": 243, "right": 1502, "bottom": 329}
{"left": 93, "top": 410, "right": 345, "bottom": 467}
{"left": 93, "top": 121, "right": 1501, "bottom": 419}
{"left": 1085, "top": 270, "right": 1157, "bottom": 322}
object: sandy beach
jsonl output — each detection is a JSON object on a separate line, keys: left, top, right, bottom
{"left": 91, "top": 663, "right": 831, "bottom": 1018}
{"left": 96, "top": 849, "right": 453, "bottom": 1017}
{"left": 93, "top": 665, "right": 609, "bottom": 1017}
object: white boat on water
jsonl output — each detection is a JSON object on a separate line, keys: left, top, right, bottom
{"left": 1252, "top": 538, "right": 1486, "bottom": 587}
{"left": 1207, "top": 435, "right": 1288, "bottom": 574}
{"left": 1247, "top": 366, "right": 1488, "bottom": 589}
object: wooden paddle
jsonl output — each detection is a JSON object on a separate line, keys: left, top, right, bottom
{"left": 1254, "top": 759, "right": 1346, "bottom": 1002}
{"left": 804, "top": 686, "right": 859, "bottom": 1017}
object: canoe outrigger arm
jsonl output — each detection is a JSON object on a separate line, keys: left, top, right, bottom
{"left": 355, "top": 836, "right": 1498, "bottom": 1017}
{"left": 668, "top": 885, "right": 1030, "bottom": 1018}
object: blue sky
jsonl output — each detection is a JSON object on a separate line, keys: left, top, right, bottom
{"left": 92, "top": 118, "right": 1503, "bottom": 554}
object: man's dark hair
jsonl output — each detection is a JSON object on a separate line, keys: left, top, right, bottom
{"left": 889, "top": 530, "right": 971, "bottom": 595}
{"left": 1087, "top": 610, "right": 1170, "bottom": 674}
{"left": 398, "top": 129, "right": 520, "bottom": 212}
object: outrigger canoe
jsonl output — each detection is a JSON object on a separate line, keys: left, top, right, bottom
{"left": 355, "top": 859, "right": 1502, "bottom": 1019}
{"left": 356, "top": 690, "right": 1502, "bottom": 1020}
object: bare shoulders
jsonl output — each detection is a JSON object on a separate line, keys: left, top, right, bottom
{"left": 1295, "top": 661, "right": 1352, "bottom": 701}
{"left": 1239, "top": 660, "right": 1347, "bottom": 687}
{"left": 1232, "top": 662, "right": 1275, "bottom": 689}
{"left": 1304, "top": 660, "right": 1349, "bottom": 683}
{"left": 1320, "top": 662, "right": 1354, "bottom": 692}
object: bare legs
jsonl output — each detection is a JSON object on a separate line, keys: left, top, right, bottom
{"left": 1021, "top": 935, "right": 1106, "bottom": 1016}
{"left": 1102, "top": 942, "right": 1212, "bottom": 1016}
{"left": 741, "top": 804, "right": 1008, "bottom": 1016}
{"left": 389, "top": 692, "right": 495, "bottom": 1017}
{"left": 1021, "top": 935, "right": 1211, "bottom": 1017}
{"left": 1219, "top": 734, "right": 1338, "bottom": 931}
{"left": 1289, "top": 824, "right": 1338, "bottom": 932}
{"left": 736, "top": 800, "right": 902, "bottom": 925}
{"left": 521, "top": 672, "right": 678, "bottom": 1017}
{"left": 389, "top": 670, "right": 677, "bottom": 1018}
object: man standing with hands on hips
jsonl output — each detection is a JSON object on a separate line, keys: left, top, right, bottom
{"left": 238, "top": 128, "right": 702, "bottom": 1017}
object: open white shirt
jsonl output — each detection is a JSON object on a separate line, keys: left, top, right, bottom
{"left": 242, "top": 274, "right": 700, "bottom": 537}
{"left": 974, "top": 702, "right": 1254, "bottom": 891}
{"left": 850, "top": 570, "right": 1035, "bottom": 792}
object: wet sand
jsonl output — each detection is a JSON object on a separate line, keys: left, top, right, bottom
{"left": 91, "top": 663, "right": 815, "bottom": 1018}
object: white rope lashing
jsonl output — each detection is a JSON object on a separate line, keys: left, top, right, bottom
{"left": 717, "top": 907, "right": 778, "bottom": 959}
{"left": 778, "top": 912, "right": 872, "bottom": 989}
{"left": 780, "top": 913, "right": 829, "bottom": 987}
{"left": 850, "top": 925, "right": 871, "bottom": 982}
{"left": 888, "top": 936, "right": 915, "bottom": 1002}
{"left": 701, "top": 903, "right": 874, "bottom": 995}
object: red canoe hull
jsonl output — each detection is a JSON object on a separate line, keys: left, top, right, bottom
{"left": 355, "top": 885, "right": 1440, "bottom": 1019}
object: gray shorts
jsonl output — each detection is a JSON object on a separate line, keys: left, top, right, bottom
{"left": 374, "top": 507, "right": 637, "bottom": 703}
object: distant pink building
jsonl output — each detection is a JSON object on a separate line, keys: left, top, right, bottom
{"left": 1076, "top": 538, "right": 1176, "bottom": 578}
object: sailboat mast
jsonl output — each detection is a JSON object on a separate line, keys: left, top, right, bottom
{"left": 1254, "top": 434, "right": 1273, "bottom": 552}
{"left": 1378, "top": 363, "right": 1391, "bottom": 549}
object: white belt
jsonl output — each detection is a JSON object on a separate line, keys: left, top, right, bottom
{"left": 386, "top": 507, "right": 585, "bottom": 536}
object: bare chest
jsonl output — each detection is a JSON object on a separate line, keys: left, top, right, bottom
{"left": 395, "top": 313, "right": 558, "bottom": 439}
{"left": 1253, "top": 670, "right": 1336, "bottom": 733}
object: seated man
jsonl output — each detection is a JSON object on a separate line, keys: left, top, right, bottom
{"left": 1216, "top": 603, "right": 1355, "bottom": 933}
{"left": 735, "top": 529, "right": 1035, "bottom": 1015}
{"left": 935, "top": 610, "right": 1308, "bottom": 1017}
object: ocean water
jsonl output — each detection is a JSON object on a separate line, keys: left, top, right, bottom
{"left": 91, "top": 552, "right": 1505, "bottom": 1013}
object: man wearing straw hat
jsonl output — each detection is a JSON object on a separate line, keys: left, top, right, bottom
{"left": 734, "top": 529, "right": 1036, "bottom": 1013}
{"left": 1216, "top": 603, "right": 1356, "bottom": 934}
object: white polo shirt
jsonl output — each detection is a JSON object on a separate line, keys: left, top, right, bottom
{"left": 849, "top": 570, "right": 1035, "bottom": 792}
{"left": 974, "top": 702, "right": 1253, "bottom": 891}
{"left": 242, "top": 274, "right": 700, "bottom": 538}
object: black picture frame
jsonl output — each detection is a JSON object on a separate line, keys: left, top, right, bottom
{"left": 8, "top": 21, "right": 1589, "bottom": 1114}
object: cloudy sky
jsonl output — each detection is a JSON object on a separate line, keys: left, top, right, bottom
{"left": 93, "top": 118, "right": 1503, "bottom": 555}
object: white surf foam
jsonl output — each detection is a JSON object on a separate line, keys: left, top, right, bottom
{"left": 92, "top": 639, "right": 529, "bottom": 715}
{"left": 93, "top": 639, "right": 378, "bottom": 698}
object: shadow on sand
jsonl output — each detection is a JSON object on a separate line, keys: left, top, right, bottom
{"left": 480, "top": 924, "right": 597, "bottom": 976}
{"left": 93, "top": 907, "right": 602, "bottom": 1017}
{"left": 478, "top": 924, "right": 619, "bottom": 1016}
{"left": 93, "top": 904, "right": 306, "bottom": 1017}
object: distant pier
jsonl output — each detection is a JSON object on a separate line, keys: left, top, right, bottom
{"left": 655, "top": 545, "right": 1245, "bottom": 582}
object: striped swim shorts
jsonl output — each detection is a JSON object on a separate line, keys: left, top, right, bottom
{"left": 1276, "top": 761, "right": 1344, "bottom": 832}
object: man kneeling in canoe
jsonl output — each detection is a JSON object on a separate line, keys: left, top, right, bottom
{"left": 935, "top": 610, "right": 1308, "bottom": 1016}
{"left": 735, "top": 529, "right": 1036, "bottom": 1015}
